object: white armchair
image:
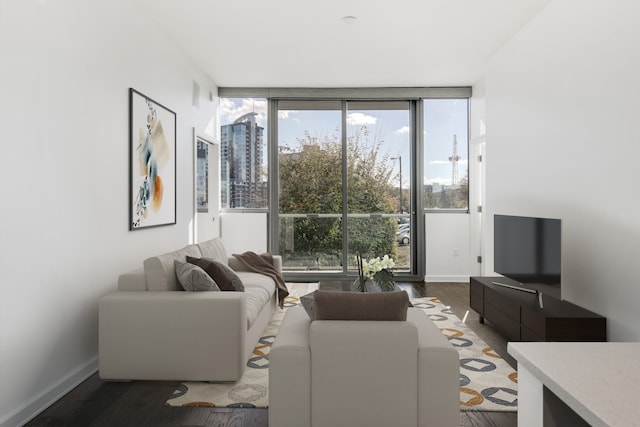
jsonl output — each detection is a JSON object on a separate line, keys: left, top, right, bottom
{"left": 269, "top": 304, "right": 460, "bottom": 427}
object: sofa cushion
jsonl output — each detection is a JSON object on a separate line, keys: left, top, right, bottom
{"left": 174, "top": 260, "right": 221, "bottom": 292}
{"left": 314, "top": 290, "right": 409, "bottom": 321}
{"left": 236, "top": 271, "right": 276, "bottom": 293}
{"left": 186, "top": 256, "right": 244, "bottom": 292}
{"left": 197, "top": 238, "right": 228, "bottom": 265}
{"left": 143, "top": 244, "right": 202, "bottom": 291}
{"left": 244, "top": 286, "right": 272, "bottom": 329}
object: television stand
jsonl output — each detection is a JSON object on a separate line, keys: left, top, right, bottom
{"left": 470, "top": 277, "right": 606, "bottom": 342}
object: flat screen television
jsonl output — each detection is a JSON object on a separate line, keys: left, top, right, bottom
{"left": 494, "top": 214, "right": 561, "bottom": 285}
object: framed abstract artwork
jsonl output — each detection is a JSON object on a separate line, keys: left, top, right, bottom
{"left": 129, "top": 88, "right": 177, "bottom": 230}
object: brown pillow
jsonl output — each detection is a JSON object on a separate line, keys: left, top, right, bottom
{"left": 186, "top": 256, "right": 244, "bottom": 292}
{"left": 313, "top": 290, "right": 409, "bottom": 321}
{"left": 174, "top": 260, "right": 221, "bottom": 292}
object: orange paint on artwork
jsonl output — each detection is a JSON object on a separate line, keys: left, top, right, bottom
{"left": 152, "top": 175, "right": 164, "bottom": 212}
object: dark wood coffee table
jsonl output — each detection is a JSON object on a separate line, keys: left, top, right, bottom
{"left": 318, "top": 279, "right": 356, "bottom": 292}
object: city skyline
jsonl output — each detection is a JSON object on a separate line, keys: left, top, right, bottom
{"left": 220, "top": 97, "right": 468, "bottom": 188}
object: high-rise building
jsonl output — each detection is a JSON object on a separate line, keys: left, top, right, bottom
{"left": 220, "top": 112, "right": 267, "bottom": 208}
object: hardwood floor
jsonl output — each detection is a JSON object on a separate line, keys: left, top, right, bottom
{"left": 26, "top": 282, "right": 516, "bottom": 427}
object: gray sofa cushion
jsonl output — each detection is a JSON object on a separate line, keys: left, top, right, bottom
{"left": 197, "top": 238, "right": 228, "bottom": 264}
{"left": 174, "top": 260, "right": 221, "bottom": 292}
{"left": 143, "top": 244, "right": 202, "bottom": 291}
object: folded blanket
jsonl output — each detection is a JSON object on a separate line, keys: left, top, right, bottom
{"left": 232, "top": 251, "right": 289, "bottom": 308}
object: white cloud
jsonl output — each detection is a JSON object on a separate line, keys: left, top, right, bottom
{"left": 347, "top": 112, "right": 377, "bottom": 126}
{"left": 278, "top": 110, "right": 300, "bottom": 122}
{"left": 395, "top": 126, "right": 410, "bottom": 135}
{"left": 220, "top": 98, "right": 268, "bottom": 126}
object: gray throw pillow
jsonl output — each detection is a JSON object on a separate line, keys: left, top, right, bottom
{"left": 186, "top": 256, "right": 244, "bottom": 292}
{"left": 313, "top": 290, "right": 409, "bottom": 321}
{"left": 300, "top": 291, "right": 316, "bottom": 320}
{"left": 174, "top": 260, "right": 221, "bottom": 292}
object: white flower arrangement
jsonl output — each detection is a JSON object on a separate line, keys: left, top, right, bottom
{"left": 356, "top": 253, "right": 396, "bottom": 292}
{"left": 361, "top": 255, "right": 395, "bottom": 278}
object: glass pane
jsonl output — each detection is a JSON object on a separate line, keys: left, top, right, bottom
{"left": 347, "top": 216, "right": 404, "bottom": 272}
{"left": 220, "top": 98, "right": 268, "bottom": 208}
{"left": 423, "top": 99, "right": 469, "bottom": 209}
{"left": 279, "top": 216, "right": 342, "bottom": 272}
{"left": 278, "top": 106, "right": 342, "bottom": 270}
{"left": 346, "top": 102, "right": 411, "bottom": 272}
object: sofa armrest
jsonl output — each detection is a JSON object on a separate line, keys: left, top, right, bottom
{"left": 117, "top": 270, "right": 146, "bottom": 291}
{"left": 269, "top": 306, "right": 311, "bottom": 427}
{"left": 99, "top": 291, "right": 248, "bottom": 381}
{"left": 407, "top": 308, "right": 460, "bottom": 427}
{"left": 228, "top": 254, "right": 282, "bottom": 274}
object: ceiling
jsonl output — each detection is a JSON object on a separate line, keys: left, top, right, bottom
{"left": 136, "top": 0, "right": 552, "bottom": 88}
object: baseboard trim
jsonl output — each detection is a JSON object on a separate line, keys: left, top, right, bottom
{"left": 424, "top": 275, "right": 470, "bottom": 283}
{"left": 1, "top": 357, "right": 98, "bottom": 427}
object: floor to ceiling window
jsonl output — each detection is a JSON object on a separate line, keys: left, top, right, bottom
{"left": 277, "top": 101, "right": 343, "bottom": 272}
{"left": 219, "top": 88, "right": 470, "bottom": 281}
{"left": 423, "top": 99, "right": 469, "bottom": 211}
{"left": 219, "top": 98, "right": 268, "bottom": 209}
{"left": 344, "top": 101, "right": 411, "bottom": 274}
{"left": 277, "top": 100, "right": 412, "bottom": 275}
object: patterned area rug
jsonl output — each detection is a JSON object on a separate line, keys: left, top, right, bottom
{"left": 166, "top": 283, "right": 518, "bottom": 411}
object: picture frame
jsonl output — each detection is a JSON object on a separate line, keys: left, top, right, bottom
{"left": 129, "top": 88, "right": 177, "bottom": 230}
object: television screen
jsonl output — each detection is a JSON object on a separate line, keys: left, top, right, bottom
{"left": 494, "top": 214, "right": 561, "bottom": 284}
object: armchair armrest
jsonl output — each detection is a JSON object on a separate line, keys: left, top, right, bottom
{"left": 99, "top": 291, "right": 248, "bottom": 381}
{"left": 408, "top": 308, "right": 459, "bottom": 427}
{"left": 269, "top": 307, "right": 311, "bottom": 427}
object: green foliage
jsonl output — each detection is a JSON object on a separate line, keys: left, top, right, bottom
{"left": 279, "top": 127, "right": 397, "bottom": 265}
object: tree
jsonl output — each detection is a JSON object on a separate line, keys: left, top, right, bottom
{"left": 279, "top": 126, "right": 397, "bottom": 268}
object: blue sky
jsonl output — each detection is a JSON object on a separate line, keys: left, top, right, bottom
{"left": 220, "top": 98, "right": 468, "bottom": 187}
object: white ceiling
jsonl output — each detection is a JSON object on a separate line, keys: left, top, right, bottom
{"left": 137, "top": 0, "right": 552, "bottom": 88}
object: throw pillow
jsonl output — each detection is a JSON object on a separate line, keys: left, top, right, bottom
{"left": 174, "top": 260, "right": 221, "bottom": 292}
{"left": 186, "top": 256, "right": 244, "bottom": 292}
{"left": 300, "top": 291, "right": 317, "bottom": 320}
{"left": 314, "top": 290, "right": 409, "bottom": 321}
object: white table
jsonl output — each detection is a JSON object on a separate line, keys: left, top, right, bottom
{"left": 508, "top": 342, "right": 640, "bottom": 427}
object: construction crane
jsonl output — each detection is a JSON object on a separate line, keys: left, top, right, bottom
{"left": 449, "top": 135, "right": 460, "bottom": 185}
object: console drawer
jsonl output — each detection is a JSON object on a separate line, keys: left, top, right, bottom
{"left": 485, "top": 302, "right": 521, "bottom": 341}
{"left": 521, "top": 325, "right": 544, "bottom": 342}
{"left": 521, "top": 307, "right": 545, "bottom": 337}
{"left": 485, "top": 287, "right": 520, "bottom": 320}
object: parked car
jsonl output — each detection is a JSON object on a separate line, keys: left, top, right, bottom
{"left": 397, "top": 223, "right": 410, "bottom": 233}
{"left": 397, "top": 231, "right": 410, "bottom": 245}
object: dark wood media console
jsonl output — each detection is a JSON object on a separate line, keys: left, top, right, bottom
{"left": 470, "top": 276, "right": 607, "bottom": 342}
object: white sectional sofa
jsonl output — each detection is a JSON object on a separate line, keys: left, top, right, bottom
{"left": 99, "top": 238, "right": 281, "bottom": 382}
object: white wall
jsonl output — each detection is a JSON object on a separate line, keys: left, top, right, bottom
{"left": 0, "top": 1, "right": 217, "bottom": 425}
{"left": 220, "top": 212, "right": 268, "bottom": 255}
{"left": 425, "top": 214, "right": 471, "bottom": 282}
{"left": 483, "top": 0, "right": 640, "bottom": 340}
